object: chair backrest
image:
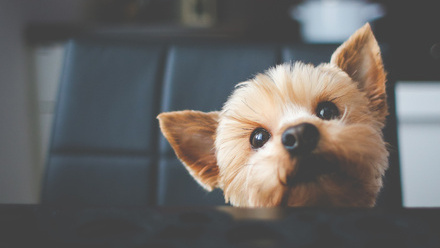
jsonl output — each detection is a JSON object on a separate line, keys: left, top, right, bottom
{"left": 42, "top": 39, "right": 402, "bottom": 207}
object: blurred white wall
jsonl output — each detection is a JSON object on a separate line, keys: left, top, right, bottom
{"left": 396, "top": 82, "right": 440, "bottom": 207}
{"left": 0, "top": 1, "right": 38, "bottom": 203}
{"left": 0, "top": 0, "right": 87, "bottom": 203}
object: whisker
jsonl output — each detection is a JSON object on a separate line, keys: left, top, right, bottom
{"left": 329, "top": 95, "right": 342, "bottom": 102}
{"left": 242, "top": 99, "right": 258, "bottom": 115}
{"left": 245, "top": 163, "right": 255, "bottom": 192}
{"left": 340, "top": 105, "right": 350, "bottom": 123}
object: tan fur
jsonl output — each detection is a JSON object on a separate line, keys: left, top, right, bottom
{"left": 158, "top": 23, "right": 389, "bottom": 207}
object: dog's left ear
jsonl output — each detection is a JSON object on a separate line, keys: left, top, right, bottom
{"left": 331, "top": 23, "right": 388, "bottom": 123}
{"left": 157, "top": 110, "right": 219, "bottom": 191}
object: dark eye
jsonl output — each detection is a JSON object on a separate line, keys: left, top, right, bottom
{"left": 250, "top": 128, "right": 271, "bottom": 149}
{"left": 316, "top": 101, "right": 340, "bottom": 120}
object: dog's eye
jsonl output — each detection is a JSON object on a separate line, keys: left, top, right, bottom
{"left": 316, "top": 101, "right": 340, "bottom": 120}
{"left": 250, "top": 128, "right": 271, "bottom": 149}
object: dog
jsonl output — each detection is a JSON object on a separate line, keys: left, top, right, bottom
{"left": 158, "top": 23, "right": 389, "bottom": 207}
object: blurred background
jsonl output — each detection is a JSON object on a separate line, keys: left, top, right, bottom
{"left": 1, "top": 0, "right": 439, "bottom": 206}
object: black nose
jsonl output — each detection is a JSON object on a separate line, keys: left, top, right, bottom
{"left": 282, "top": 123, "right": 320, "bottom": 155}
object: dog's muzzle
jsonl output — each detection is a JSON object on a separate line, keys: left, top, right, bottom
{"left": 281, "top": 123, "right": 337, "bottom": 186}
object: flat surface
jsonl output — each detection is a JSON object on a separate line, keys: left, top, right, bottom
{"left": 1, "top": 205, "right": 439, "bottom": 248}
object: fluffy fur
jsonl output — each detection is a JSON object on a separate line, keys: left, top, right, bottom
{"left": 158, "top": 23, "right": 389, "bottom": 207}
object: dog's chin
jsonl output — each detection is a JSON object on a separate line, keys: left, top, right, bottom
{"left": 274, "top": 156, "right": 338, "bottom": 207}
{"left": 274, "top": 154, "right": 380, "bottom": 207}
{"left": 280, "top": 155, "right": 339, "bottom": 187}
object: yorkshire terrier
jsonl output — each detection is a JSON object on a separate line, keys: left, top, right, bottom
{"left": 158, "top": 23, "right": 389, "bottom": 207}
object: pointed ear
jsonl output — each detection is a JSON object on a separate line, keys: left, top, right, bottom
{"left": 157, "top": 110, "right": 220, "bottom": 191}
{"left": 331, "top": 23, "right": 388, "bottom": 123}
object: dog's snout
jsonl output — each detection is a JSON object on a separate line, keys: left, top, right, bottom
{"left": 282, "top": 123, "right": 319, "bottom": 155}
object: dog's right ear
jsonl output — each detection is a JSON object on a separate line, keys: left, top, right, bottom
{"left": 330, "top": 23, "right": 388, "bottom": 124}
{"left": 157, "top": 110, "right": 219, "bottom": 191}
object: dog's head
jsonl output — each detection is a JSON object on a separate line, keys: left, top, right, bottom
{"left": 158, "top": 23, "right": 389, "bottom": 207}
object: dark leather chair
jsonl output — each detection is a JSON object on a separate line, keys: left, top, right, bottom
{"left": 42, "top": 38, "right": 402, "bottom": 207}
